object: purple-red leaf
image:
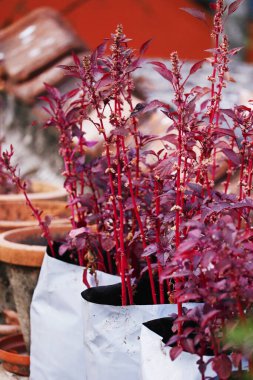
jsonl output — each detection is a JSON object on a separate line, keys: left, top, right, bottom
{"left": 169, "top": 270, "right": 192, "bottom": 279}
{"left": 221, "top": 109, "right": 236, "bottom": 119}
{"left": 59, "top": 244, "right": 69, "bottom": 256}
{"left": 189, "top": 60, "right": 206, "bottom": 76}
{"left": 95, "top": 74, "right": 113, "bottom": 91}
{"left": 228, "top": 0, "right": 245, "bottom": 15}
{"left": 143, "top": 100, "right": 166, "bottom": 113}
{"left": 176, "top": 238, "right": 198, "bottom": 256}
{"left": 140, "top": 39, "right": 152, "bottom": 55}
{"left": 72, "top": 51, "right": 81, "bottom": 66}
{"left": 229, "top": 46, "right": 244, "bottom": 56}
{"left": 142, "top": 243, "right": 157, "bottom": 257}
{"left": 169, "top": 345, "right": 183, "bottom": 361}
{"left": 69, "top": 227, "right": 88, "bottom": 238}
{"left": 201, "top": 310, "right": 220, "bottom": 328}
{"left": 101, "top": 236, "right": 116, "bottom": 252}
{"left": 155, "top": 156, "right": 177, "bottom": 178}
{"left": 44, "top": 83, "right": 61, "bottom": 100}
{"left": 222, "top": 148, "right": 240, "bottom": 166}
{"left": 181, "top": 338, "right": 195, "bottom": 354}
{"left": 150, "top": 61, "right": 174, "bottom": 83}
{"left": 163, "top": 134, "right": 178, "bottom": 147}
{"left": 178, "top": 293, "right": 200, "bottom": 302}
{"left": 91, "top": 41, "right": 108, "bottom": 65}
{"left": 212, "top": 355, "right": 232, "bottom": 379}
{"left": 180, "top": 7, "right": 206, "bottom": 21}
{"left": 166, "top": 334, "right": 179, "bottom": 346}
{"left": 214, "top": 127, "right": 235, "bottom": 138}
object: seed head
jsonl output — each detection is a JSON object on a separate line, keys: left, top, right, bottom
{"left": 170, "top": 51, "right": 181, "bottom": 80}
{"left": 83, "top": 55, "right": 91, "bottom": 71}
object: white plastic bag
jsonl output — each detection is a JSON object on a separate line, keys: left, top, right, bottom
{"left": 30, "top": 252, "right": 119, "bottom": 380}
{"left": 82, "top": 291, "right": 199, "bottom": 380}
{"left": 140, "top": 318, "right": 249, "bottom": 380}
{"left": 140, "top": 320, "right": 215, "bottom": 380}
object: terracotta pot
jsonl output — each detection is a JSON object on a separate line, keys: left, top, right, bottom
{"left": 0, "top": 334, "right": 29, "bottom": 377}
{"left": 0, "top": 265, "right": 15, "bottom": 312}
{"left": 0, "top": 224, "right": 71, "bottom": 352}
{"left": 0, "top": 180, "right": 66, "bottom": 202}
{"left": 0, "top": 180, "right": 67, "bottom": 232}
{"left": 1, "top": 183, "right": 66, "bottom": 308}
{"left": 0, "top": 224, "right": 71, "bottom": 267}
{"left": 0, "top": 199, "right": 69, "bottom": 233}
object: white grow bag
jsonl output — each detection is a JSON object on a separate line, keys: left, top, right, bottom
{"left": 140, "top": 320, "right": 215, "bottom": 380}
{"left": 30, "top": 252, "right": 120, "bottom": 380}
{"left": 82, "top": 292, "right": 199, "bottom": 380}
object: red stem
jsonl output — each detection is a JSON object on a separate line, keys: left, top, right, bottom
{"left": 154, "top": 178, "right": 165, "bottom": 304}
{"left": 0, "top": 151, "right": 56, "bottom": 257}
{"left": 238, "top": 139, "right": 246, "bottom": 229}
{"left": 87, "top": 82, "right": 121, "bottom": 272}
{"left": 116, "top": 135, "right": 128, "bottom": 306}
{"left": 121, "top": 137, "right": 157, "bottom": 304}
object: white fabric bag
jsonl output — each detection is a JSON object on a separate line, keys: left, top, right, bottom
{"left": 30, "top": 252, "right": 120, "bottom": 380}
{"left": 82, "top": 290, "right": 198, "bottom": 380}
{"left": 140, "top": 320, "right": 215, "bottom": 380}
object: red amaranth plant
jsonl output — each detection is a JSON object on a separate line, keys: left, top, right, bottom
{"left": 163, "top": 212, "right": 253, "bottom": 379}
{"left": 0, "top": 145, "right": 55, "bottom": 256}
{"left": 1, "top": 26, "right": 169, "bottom": 306}
{"left": 153, "top": 1, "right": 253, "bottom": 377}
{"left": 0, "top": 138, "right": 22, "bottom": 194}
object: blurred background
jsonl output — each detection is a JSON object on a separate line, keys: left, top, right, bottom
{"left": 0, "top": 0, "right": 252, "bottom": 61}
{"left": 0, "top": 0, "right": 213, "bottom": 60}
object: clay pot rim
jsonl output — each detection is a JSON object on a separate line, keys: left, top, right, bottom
{"left": 0, "top": 224, "right": 71, "bottom": 267}
{"left": 0, "top": 199, "right": 70, "bottom": 232}
{"left": 0, "top": 218, "right": 70, "bottom": 231}
{"left": 0, "top": 180, "right": 66, "bottom": 202}
{"left": 0, "top": 334, "right": 30, "bottom": 365}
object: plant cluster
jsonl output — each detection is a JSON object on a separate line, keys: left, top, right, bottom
{"left": 0, "top": 138, "right": 19, "bottom": 194}
{"left": 157, "top": 0, "right": 253, "bottom": 378}
{"left": 0, "top": 136, "right": 32, "bottom": 195}
{"left": 1, "top": 0, "right": 253, "bottom": 378}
